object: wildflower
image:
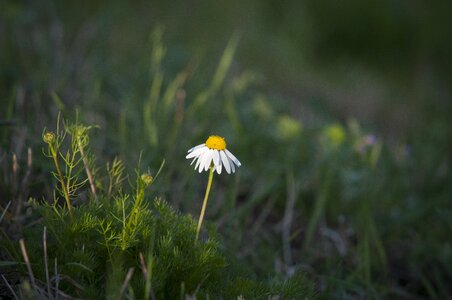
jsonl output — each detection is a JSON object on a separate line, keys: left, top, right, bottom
{"left": 43, "top": 132, "right": 55, "bottom": 144}
{"left": 140, "top": 173, "right": 154, "bottom": 187}
{"left": 186, "top": 135, "right": 241, "bottom": 241}
{"left": 186, "top": 135, "right": 241, "bottom": 174}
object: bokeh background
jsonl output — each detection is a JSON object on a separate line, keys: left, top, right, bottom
{"left": 1, "top": 0, "right": 452, "bottom": 298}
{"left": 2, "top": 1, "right": 451, "bottom": 149}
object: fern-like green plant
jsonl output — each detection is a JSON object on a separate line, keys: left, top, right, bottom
{"left": 2, "top": 117, "right": 315, "bottom": 299}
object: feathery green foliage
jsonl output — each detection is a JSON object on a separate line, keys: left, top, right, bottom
{"left": 3, "top": 118, "right": 315, "bottom": 299}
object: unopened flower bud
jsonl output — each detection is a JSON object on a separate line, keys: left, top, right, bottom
{"left": 43, "top": 132, "right": 55, "bottom": 144}
{"left": 141, "top": 173, "right": 154, "bottom": 187}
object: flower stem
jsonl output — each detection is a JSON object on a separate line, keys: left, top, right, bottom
{"left": 51, "top": 148, "right": 72, "bottom": 212}
{"left": 195, "top": 166, "right": 214, "bottom": 241}
{"left": 77, "top": 136, "right": 97, "bottom": 201}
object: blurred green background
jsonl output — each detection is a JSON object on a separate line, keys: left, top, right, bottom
{"left": 2, "top": 0, "right": 452, "bottom": 136}
{"left": 1, "top": 0, "right": 452, "bottom": 298}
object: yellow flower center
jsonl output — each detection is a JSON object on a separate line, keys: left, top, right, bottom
{"left": 205, "top": 135, "right": 226, "bottom": 150}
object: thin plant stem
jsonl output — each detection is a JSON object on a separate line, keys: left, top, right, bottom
{"left": 51, "top": 149, "right": 72, "bottom": 211}
{"left": 54, "top": 257, "right": 59, "bottom": 300}
{"left": 303, "top": 168, "right": 332, "bottom": 250}
{"left": 19, "top": 239, "right": 37, "bottom": 293}
{"left": 1, "top": 274, "right": 18, "bottom": 299}
{"left": 43, "top": 227, "right": 51, "bottom": 296}
{"left": 195, "top": 166, "right": 215, "bottom": 241}
{"left": 77, "top": 136, "right": 97, "bottom": 201}
{"left": 117, "top": 268, "right": 134, "bottom": 300}
{"left": 282, "top": 171, "right": 298, "bottom": 271}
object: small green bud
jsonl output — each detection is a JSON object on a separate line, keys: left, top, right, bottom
{"left": 43, "top": 132, "right": 55, "bottom": 144}
{"left": 141, "top": 173, "right": 154, "bottom": 187}
{"left": 75, "top": 126, "right": 87, "bottom": 138}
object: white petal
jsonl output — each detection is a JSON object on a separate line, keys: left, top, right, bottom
{"left": 192, "top": 148, "right": 208, "bottom": 170}
{"left": 229, "top": 156, "right": 236, "bottom": 173}
{"left": 204, "top": 150, "right": 214, "bottom": 171}
{"left": 187, "top": 143, "right": 205, "bottom": 153}
{"left": 190, "top": 157, "right": 198, "bottom": 165}
{"left": 199, "top": 150, "right": 212, "bottom": 173}
{"left": 197, "top": 152, "right": 207, "bottom": 172}
{"left": 195, "top": 150, "right": 206, "bottom": 171}
{"left": 216, "top": 162, "right": 222, "bottom": 174}
{"left": 186, "top": 146, "right": 208, "bottom": 159}
{"left": 212, "top": 150, "right": 220, "bottom": 169}
{"left": 225, "top": 149, "right": 241, "bottom": 167}
{"left": 220, "top": 151, "right": 231, "bottom": 174}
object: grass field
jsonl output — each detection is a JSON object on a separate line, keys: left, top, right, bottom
{"left": 1, "top": 1, "right": 451, "bottom": 299}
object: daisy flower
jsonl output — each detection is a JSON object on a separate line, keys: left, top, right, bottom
{"left": 187, "top": 135, "right": 241, "bottom": 241}
{"left": 186, "top": 135, "right": 241, "bottom": 174}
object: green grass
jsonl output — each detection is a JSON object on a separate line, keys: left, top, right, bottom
{"left": 1, "top": 1, "right": 452, "bottom": 299}
{"left": 2, "top": 117, "right": 315, "bottom": 299}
